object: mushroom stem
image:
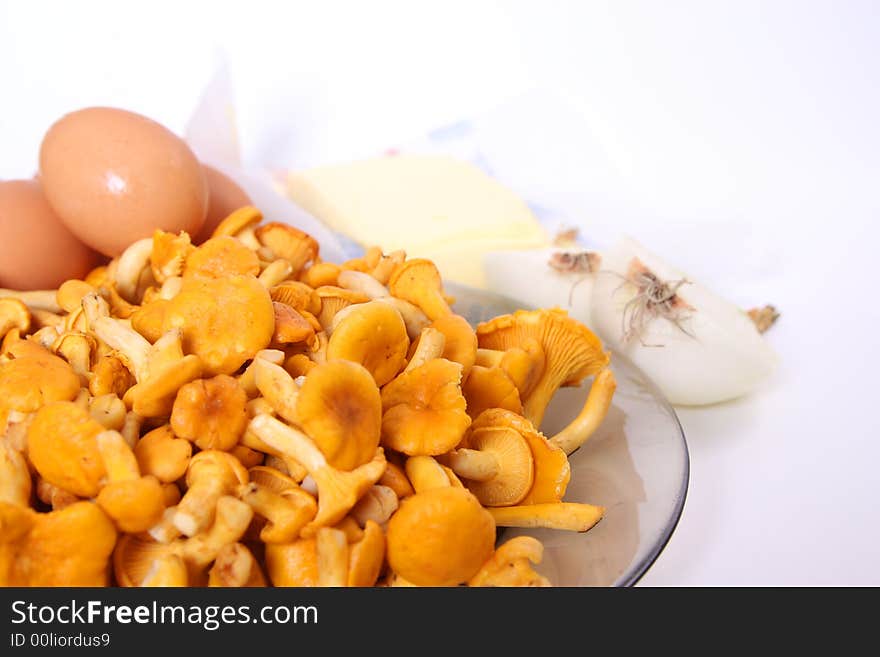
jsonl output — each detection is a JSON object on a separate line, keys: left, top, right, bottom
{"left": 91, "top": 317, "right": 151, "bottom": 381}
{"left": 253, "top": 359, "right": 301, "bottom": 425}
{"left": 115, "top": 238, "right": 153, "bottom": 303}
{"left": 446, "top": 448, "right": 499, "bottom": 482}
{"left": 181, "top": 496, "right": 254, "bottom": 568}
{"left": 338, "top": 270, "right": 389, "bottom": 299}
{"left": 487, "top": 503, "right": 604, "bottom": 532}
{"left": 249, "top": 414, "right": 325, "bottom": 473}
{"left": 0, "top": 289, "right": 61, "bottom": 313}
{"left": 96, "top": 430, "right": 140, "bottom": 483}
{"left": 238, "top": 349, "right": 286, "bottom": 397}
{"left": 405, "top": 456, "right": 452, "bottom": 492}
{"left": 81, "top": 292, "right": 110, "bottom": 327}
{"left": 259, "top": 259, "right": 293, "bottom": 288}
{"left": 239, "top": 482, "right": 316, "bottom": 543}
{"left": 316, "top": 527, "right": 349, "bottom": 587}
{"left": 159, "top": 276, "right": 183, "bottom": 300}
{"left": 404, "top": 327, "right": 446, "bottom": 372}
{"left": 248, "top": 414, "right": 386, "bottom": 533}
{"left": 549, "top": 368, "right": 616, "bottom": 455}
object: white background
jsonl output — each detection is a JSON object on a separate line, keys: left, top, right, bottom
{"left": 1, "top": 0, "right": 878, "bottom": 585}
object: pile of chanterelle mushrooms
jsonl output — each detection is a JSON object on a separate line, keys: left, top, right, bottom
{"left": 0, "top": 206, "right": 617, "bottom": 587}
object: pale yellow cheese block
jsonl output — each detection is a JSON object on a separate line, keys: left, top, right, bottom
{"left": 285, "top": 155, "right": 548, "bottom": 288}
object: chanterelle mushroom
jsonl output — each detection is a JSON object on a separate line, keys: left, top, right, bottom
{"left": 0, "top": 341, "right": 80, "bottom": 428}
{"left": 0, "top": 501, "right": 117, "bottom": 586}
{"left": 380, "top": 359, "right": 471, "bottom": 456}
{"left": 158, "top": 275, "right": 275, "bottom": 375}
{"left": 386, "top": 486, "right": 495, "bottom": 586}
{"left": 295, "top": 360, "right": 382, "bottom": 471}
{"left": 476, "top": 308, "right": 610, "bottom": 428}
{"left": 183, "top": 235, "right": 261, "bottom": 279}
{"left": 326, "top": 300, "right": 409, "bottom": 386}
{"left": 447, "top": 425, "right": 534, "bottom": 507}
{"left": 388, "top": 258, "right": 452, "bottom": 320}
{"left": 170, "top": 374, "right": 249, "bottom": 451}
{"left": 468, "top": 536, "right": 550, "bottom": 587}
{"left": 248, "top": 414, "right": 386, "bottom": 534}
{"left": 26, "top": 401, "right": 106, "bottom": 498}
{"left": 461, "top": 364, "right": 523, "bottom": 419}
{"left": 471, "top": 408, "right": 570, "bottom": 505}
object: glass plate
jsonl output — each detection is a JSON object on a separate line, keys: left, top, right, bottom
{"left": 450, "top": 283, "right": 690, "bottom": 587}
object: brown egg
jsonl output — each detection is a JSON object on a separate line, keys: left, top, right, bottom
{"left": 0, "top": 179, "right": 99, "bottom": 290}
{"left": 195, "top": 165, "right": 253, "bottom": 243}
{"left": 39, "top": 107, "right": 208, "bottom": 257}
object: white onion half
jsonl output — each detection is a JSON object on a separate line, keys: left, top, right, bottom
{"left": 483, "top": 248, "right": 595, "bottom": 317}
{"left": 590, "top": 237, "right": 777, "bottom": 406}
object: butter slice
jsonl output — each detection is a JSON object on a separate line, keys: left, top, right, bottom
{"left": 285, "top": 155, "right": 548, "bottom": 288}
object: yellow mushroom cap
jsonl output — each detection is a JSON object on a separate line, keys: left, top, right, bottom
{"left": 170, "top": 374, "right": 249, "bottom": 451}
{"left": 161, "top": 275, "right": 275, "bottom": 376}
{"left": 476, "top": 308, "right": 610, "bottom": 428}
{"left": 255, "top": 223, "right": 319, "bottom": 274}
{"left": 26, "top": 401, "right": 106, "bottom": 498}
{"left": 462, "top": 427, "right": 534, "bottom": 507}
{"left": 461, "top": 364, "right": 523, "bottom": 419}
{"left": 184, "top": 235, "right": 260, "bottom": 279}
{"left": 326, "top": 300, "right": 409, "bottom": 386}
{"left": 95, "top": 475, "right": 166, "bottom": 533}
{"left": 0, "top": 343, "right": 80, "bottom": 419}
{"left": 296, "top": 360, "right": 382, "bottom": 471}
{"left": 388, "top": 258, "right": 451, "bottom": 321}
{"left": 429, "top": 314, "right": 477, "bottom": 377}
{"left": 386, "top": 487, "right": 495, "bottom": 587}
{"left": 381, "top": 358, "right": 471, "bottom": 456}
{"left": 1, "top": 501, "right": 116, "bottom": 586}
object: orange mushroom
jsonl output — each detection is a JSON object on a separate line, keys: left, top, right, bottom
{"left": 0, "top": 342, "right": 80, "bottom": 428}
{"left": 133, "top": 424, "right": 193, "bottom": 483}
{"left": 385, "top": 486, "right": 495, "bottom": 587}
{"left": 388, "top": 258, "right": 451, "bottom": 320}
{"left": 447, "top": 425, "right": 534, "bottom": 507}
{"left": 487, "top": 502, "right": 605, "bottom": 532}
{"left": 264, "top": 537, "right": 317, "bottom": 587}
{"left": 94, "top": 430, "right": 165, "bottom": 533}
{"left": 296, "top": 359, "right": 382, "bottom": 471}
{"left": 476, "top": 308, "right": 610, "bottom": 428}
{"left": 460, "top": 365, "right": 523, "bottom": 419}
{"left": 0, "top": 501, "right": 117, "bottom": 586}
{"left": 151, "top": 230, "right": 194, "bottom": 283}
{"left": 26, "top": 401, "right": 105, "bottom": 498}
{"left": 183, "top": 235, "right": 260, "bottom": 279}
{"left": 429, "top": 313, "right": 477, "bottom": 377}
{"left": 248, "top": 414, "right": 386, "bottom": 534}
{"left": 170, "top": 374, "right": 249, "bottom": 451}
{"left": 270, "top": 281, "right": 322, "bottom": 316}
{"left": 471, "top": 408, "right": 570, "bottom": 505}
{"left": 380, "top": 358, "right": 470, "bottom": 456}
{"left": 315, "top": 286, "right": 369, "bottom": 332}
{"left": 468, "top": 536, "right": 550, "bottom": 587}
{"left": 347, "top": 519, "right": 386, "bottom": 587}
{"left": 171, "top": 450, "right": 249, "bottom": 537}
{"left": 158, "top": 274, "right": 275, "bottom": 376}
{"left": 255, "top": 223, "right": 319, "bottom": 275}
